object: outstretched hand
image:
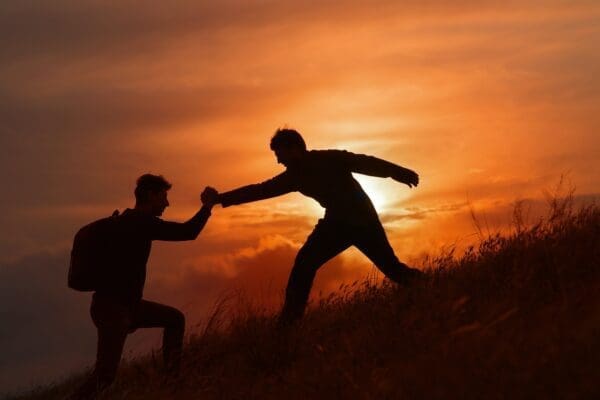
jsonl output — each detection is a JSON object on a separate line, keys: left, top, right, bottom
{"left": 394, "top": 167, "right": 419, "bottom": 188}
{"left": 201, "top": 186, "right": 220, "bottom": 207}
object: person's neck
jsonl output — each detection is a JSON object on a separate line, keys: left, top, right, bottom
{"left": 134, "top": 203, "right": 154, "bottom": 215}
{"left": 288, "top": 150, "right": 308, "bottom": 168}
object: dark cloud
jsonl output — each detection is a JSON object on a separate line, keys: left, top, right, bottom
{"left": 0, "top": 0, "right": 525, "bottom": 63}
{"left": 0, "top": 251, "right": 94, "bottom": 394}
{"left": 1, "top": 86, "right": 225, "bottom": 137}
{"left": 0, "top": 83, "right": 299, "bottom": 149}
{"left": 0, "top": 1, "right": 240, "bottom": 62}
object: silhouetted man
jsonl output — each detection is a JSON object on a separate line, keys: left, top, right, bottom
{"left": 74, "top": 174, "right": 215, "bottom": 399}
{"left": 206, "top": 128, "right": 421, "bottom": 324}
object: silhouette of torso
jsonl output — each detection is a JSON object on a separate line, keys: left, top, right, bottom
{"left": 220, "top": 149, "right": 406, "bottom": 225}
{"left": 95, "top": 207, "right": 211, "bottom": 304}
{"left": 94, "top": 209, "right": 156, "bottom": 304}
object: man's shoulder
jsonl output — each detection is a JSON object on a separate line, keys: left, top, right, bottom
{"left": 307, "top": 149, "right": 352, "bottom": 165}
{"left": 120, "top": 209, "right": 162, "bottom": 226}
{"left": 308, "top": 149, "right": 350, "bottom": 158}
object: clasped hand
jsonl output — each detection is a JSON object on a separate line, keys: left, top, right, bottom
{"left": 201, "top": 186, "right": 219, "bottom": 207}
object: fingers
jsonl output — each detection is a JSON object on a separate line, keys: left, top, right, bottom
{"left": 201, "top": 186, "right": 220, "bottom": 206}
{"left": 408, "top": 169, "right": 419, "bottom": 187}
{"left": 398, "top": 168, "right": 419, "bottom": 188}
{"left": 411, "top": 172, "right": 419, "bottom": 187}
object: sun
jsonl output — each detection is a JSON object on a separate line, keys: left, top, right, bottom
{"left": 352, "top": 174, "right": 392, "bottom": 213}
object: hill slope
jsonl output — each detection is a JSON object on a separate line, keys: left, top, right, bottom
{"left": 11, "top": 201, "right": 600, "bottom": 399}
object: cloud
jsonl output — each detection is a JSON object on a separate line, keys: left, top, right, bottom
{"left": 1, "top": 0, "right": 541, "bottom": 64}
{"left": 0, "top": 251, "right": 95, "bottom": 394}
{"left": 148, "top": 233, "right": 370, "bottom": 315}
{"left": 380, "top": 202, "right": 469, "bottom": 223}
{"left": 1, "top": 86, "right": 234, "bottom": 138}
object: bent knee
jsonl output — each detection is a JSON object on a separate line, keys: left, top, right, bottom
{"left": 169, "top": 308, "right": 185, "bottom": 330}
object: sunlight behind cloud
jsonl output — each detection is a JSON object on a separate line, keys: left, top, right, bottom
{"left": 353, "top": 174, "right": 407, "bottom": 213}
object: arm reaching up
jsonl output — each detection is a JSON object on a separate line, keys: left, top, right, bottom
{"left": 149, "top": 190, "right": 214, "bottom": 241}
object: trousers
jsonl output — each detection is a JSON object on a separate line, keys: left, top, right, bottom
{"left": 73, "top": 295, "right": 185, "bottom": 398}
{"left": 280, "top": 217, "right": 414, "bottom": 323}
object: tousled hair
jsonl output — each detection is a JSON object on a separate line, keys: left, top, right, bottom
{"left": 270, "top": 128, "right": 306, "bottom": 151}
{"left": 134, "top": 174, "right": 171, "bottom": 203}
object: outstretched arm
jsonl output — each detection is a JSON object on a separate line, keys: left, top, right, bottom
{"left": 216, "top": 172, "right": 297, "bottom": 207}
{"left": 337, "top": 150, "right": 419, "bottom": 188}
{"left": 150, "top": 189, "right": 215, "bottom": 241}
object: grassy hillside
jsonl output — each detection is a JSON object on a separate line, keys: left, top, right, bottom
{"left": 10, "top": 198, "right": 600, "bottom": 399}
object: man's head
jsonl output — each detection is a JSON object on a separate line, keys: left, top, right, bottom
{"left": 134, "top": 174, "right": 171, "bottom": 216}
{"left": 270, "top": 128, "right": 307, "bottom": 167}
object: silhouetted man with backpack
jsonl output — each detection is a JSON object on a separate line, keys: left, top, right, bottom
{"left": 72, "top": 174, "right": 215, "bottom": 399}
{"left": 205, "top": 128, "right": 422, "bottom": 325}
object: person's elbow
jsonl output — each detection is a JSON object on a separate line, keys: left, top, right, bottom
{"left": 184, "top": 228, "right": 203, "bottom": 241}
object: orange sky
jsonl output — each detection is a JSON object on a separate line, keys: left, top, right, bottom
{"left": 1, "top": 0, "right": 599, "bottom": 394}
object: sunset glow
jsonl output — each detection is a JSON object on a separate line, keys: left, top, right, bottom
{"left": 353, "top": 174, "right": 398, "bottom": 212}
{"left": 1, "top": 0, "right": 599, "bottom": 394}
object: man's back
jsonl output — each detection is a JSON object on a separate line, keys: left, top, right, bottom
{"left": 94, "top": 209, "right": 155, "bottom": 304}
{"left": 286, "top": 150, "right": 378, "bottom": 222}
{"left": 95, "top": 206, "right": 212, "bottom": 304}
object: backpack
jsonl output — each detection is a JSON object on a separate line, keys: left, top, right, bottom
{"left": 68, "top": 210, "right": 121, "bottom": 291}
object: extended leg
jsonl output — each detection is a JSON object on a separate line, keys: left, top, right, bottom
{"left": 354, "top": 222, "right": 421, "bottom": 285}
{"left": 72, "top": 297, "right": 131, "bottom": 399}
{"left": 132, "top": 300, "right": 185, "bottom": 375}
{"left": 280, "top": 219, "right": 351, "bottom": 324}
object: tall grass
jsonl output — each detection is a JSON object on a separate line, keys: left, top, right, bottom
{"left": 9, "top": 191, "right": 599, "bottom": 400}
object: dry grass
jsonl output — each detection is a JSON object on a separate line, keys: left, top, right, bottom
{"left": 9, "top": 191, "right": 600, "bottom": 399}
